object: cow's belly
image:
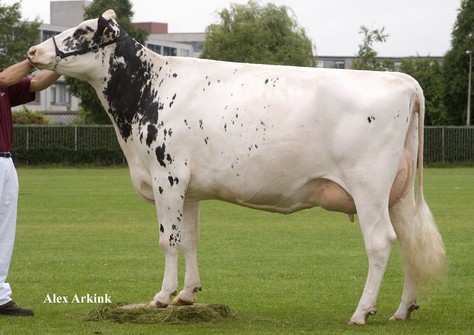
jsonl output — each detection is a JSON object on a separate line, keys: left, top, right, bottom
{"left": 231, "top": 178, "right": 357, "bottom": 215}
{"left": 188, "top": 149, "right": 412, "bottom": 215}
{"left": 187, "top": 172, "right": 356, "bottom": 214}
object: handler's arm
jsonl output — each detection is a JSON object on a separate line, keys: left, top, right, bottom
{"left": 0, "top": 60, "right": 33, "bottom": 88}
{"left": 29, "top": 71, "right": 61, "bottom": 92}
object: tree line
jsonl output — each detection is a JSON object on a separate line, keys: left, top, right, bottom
{"left": 1, "top": 0, "right": 472, "bottom": 126}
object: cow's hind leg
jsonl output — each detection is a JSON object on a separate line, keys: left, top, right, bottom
{"left": 388, "top": 193, "right": 419, "bottom": 320}
{"left": 171, "top": 201, "right": 202, "bottom": 306}
{"left": 348, "top": 198, "right": 397, "bottom": 325}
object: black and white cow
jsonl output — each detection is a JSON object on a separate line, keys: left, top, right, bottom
{"left": 28, "top": 10, "right": 445, "bottom": 324}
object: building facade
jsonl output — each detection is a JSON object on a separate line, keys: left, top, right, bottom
{"left": 315, "top": 55, "right": 443, "bottom": 70}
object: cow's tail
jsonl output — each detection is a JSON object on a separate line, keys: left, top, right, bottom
{"left": 396, "top": 87, "right": 446, "bottom": 285}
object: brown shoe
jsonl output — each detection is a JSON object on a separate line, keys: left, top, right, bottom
{"left": 0, "top": 301, "right": 34, "bottom": 316}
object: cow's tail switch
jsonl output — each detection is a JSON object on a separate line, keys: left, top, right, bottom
{"left": 402, "top": 88, "right": 446, "bottom": 286}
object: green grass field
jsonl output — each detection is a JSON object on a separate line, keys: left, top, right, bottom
{"left": 0, "top": 167, "right": 472, "bottom": 334}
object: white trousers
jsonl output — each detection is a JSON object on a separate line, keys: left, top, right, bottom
{"left": 0, "top": 158, "right": 18, "bottom": 305}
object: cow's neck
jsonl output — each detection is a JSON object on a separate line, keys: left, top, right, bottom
{"left": 99, "top": 38, "right": 164, "bottom": 143}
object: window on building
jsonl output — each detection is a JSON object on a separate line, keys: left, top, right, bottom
{"left": 335, "top": 61, "right": 345, "bottom": 69}
{"left": 50, "top": 85, "right": 56, "bottom": 104}
{"left": 42, "top": 30, "right": 60, "bottom": 42}
{"left": 58, "top": 83, "right": 70, "bottom": 104}
{"left": 163, "top": 47, "right": 177, "bottom": 56}
{"left": 50, "top": 83, "right": 71, "bottom": 105}
{"left": 180, "top": 49, "right": 190, "bottom": 57}
{"left": 30, "top": 91, "right": 41, "bottom": 104}
{"left": 147, "top": 44, "right": 162, "bottom": 54}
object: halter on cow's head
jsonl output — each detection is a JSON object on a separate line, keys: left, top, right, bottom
{"left": 28, "top": 10, "right": 129, "bottom": 77}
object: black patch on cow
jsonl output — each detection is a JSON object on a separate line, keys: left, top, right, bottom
{"left": 367, "top": 116, "right": 375, "bottom": 123}
{"left": 168, "top": 176, "right": 179, "bottom": 186}
{"left": 169, "top": 232, "right": 181, "bottom": 246}
{"left": 63, "top": 26, "right": 95, "bottom": 53}
{"left": 155, "top": 143, "right": 167, "bottom": 167}
{"left": 103, "top": 39, "right": 161, "bottom": 141}
{"left": 159, "top": 186, "right": 164, "bottom": 194}
{"left": 146, "top": 124, "right": 158, "bottom": 147}
{"left": 95, "top": 15, "right": 111, "bottom": 42}
{"left": 160, "top": 224, "right": 164, "bottom": 233}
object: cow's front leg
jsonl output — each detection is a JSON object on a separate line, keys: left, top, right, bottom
{"left": 171, "top": 201, "right": 202, "bottom": 306}
{"left": 149, "top": 246, "right": 179, "bottom": 308}
{"left": 149, "top": 218, "right": 181, "bottom": 307}
{"left": 148, "top": 174, "right": 188, "bottom": 308}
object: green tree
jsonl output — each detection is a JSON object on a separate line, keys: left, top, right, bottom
{"left": 0, "top": 1, "right": 41, "bottom": 69}
{"left": 201, "top": 0, "right": 315, "bottom": 67}
{"left": 352, "top": 25, "right": 394, "bottom": 71}
{"left": 399, "top": 57, "right": 447, "bottom": 125}
{"left": 443, "top": 0, "right": 474, "bottom": 125}
{"left": 66, "top": 0, "right": 148, "bottom": 124}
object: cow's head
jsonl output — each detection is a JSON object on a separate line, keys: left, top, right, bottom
{"left": 27, "top": 9, "right": 128, "bottom": 80}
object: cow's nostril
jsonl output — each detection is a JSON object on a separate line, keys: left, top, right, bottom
{"left": 27, "top": 47, "right": 37, "bottom": 58}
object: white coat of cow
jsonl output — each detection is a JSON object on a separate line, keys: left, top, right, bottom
{"left": 27, "top": 10, "right": 445, "bottom": 324}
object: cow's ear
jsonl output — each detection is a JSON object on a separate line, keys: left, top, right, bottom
{"left": 96, "top": 15, "right": 109, "bottom": 38}
{"left": 102, "top": 9, "right": 116, "bottom": 21}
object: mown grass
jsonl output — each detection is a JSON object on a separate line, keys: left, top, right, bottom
{"left": 0, "top": 167, "right": 472, "bottom": 334}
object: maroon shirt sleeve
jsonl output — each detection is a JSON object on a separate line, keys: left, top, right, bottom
{"left": 0, "top": 77, "right": 36, "bottom": 152}
{"left": 7, "top": 77, "right": 36, "bottom": 107}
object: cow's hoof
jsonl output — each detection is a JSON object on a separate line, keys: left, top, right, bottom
{"left": 147, "top": 300, "right": 168, "bottom": 308}
{"left": 347, "top": 309, "right": 376, "bottom": 325}
{"left": 347, "top": 318, "right": 365, "bottom": 326}
{"left": 389, "top": 304, "right": 419, "bottom": 321}
{"left": 171, "top": 296, "right": 193, "bottom": 306}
